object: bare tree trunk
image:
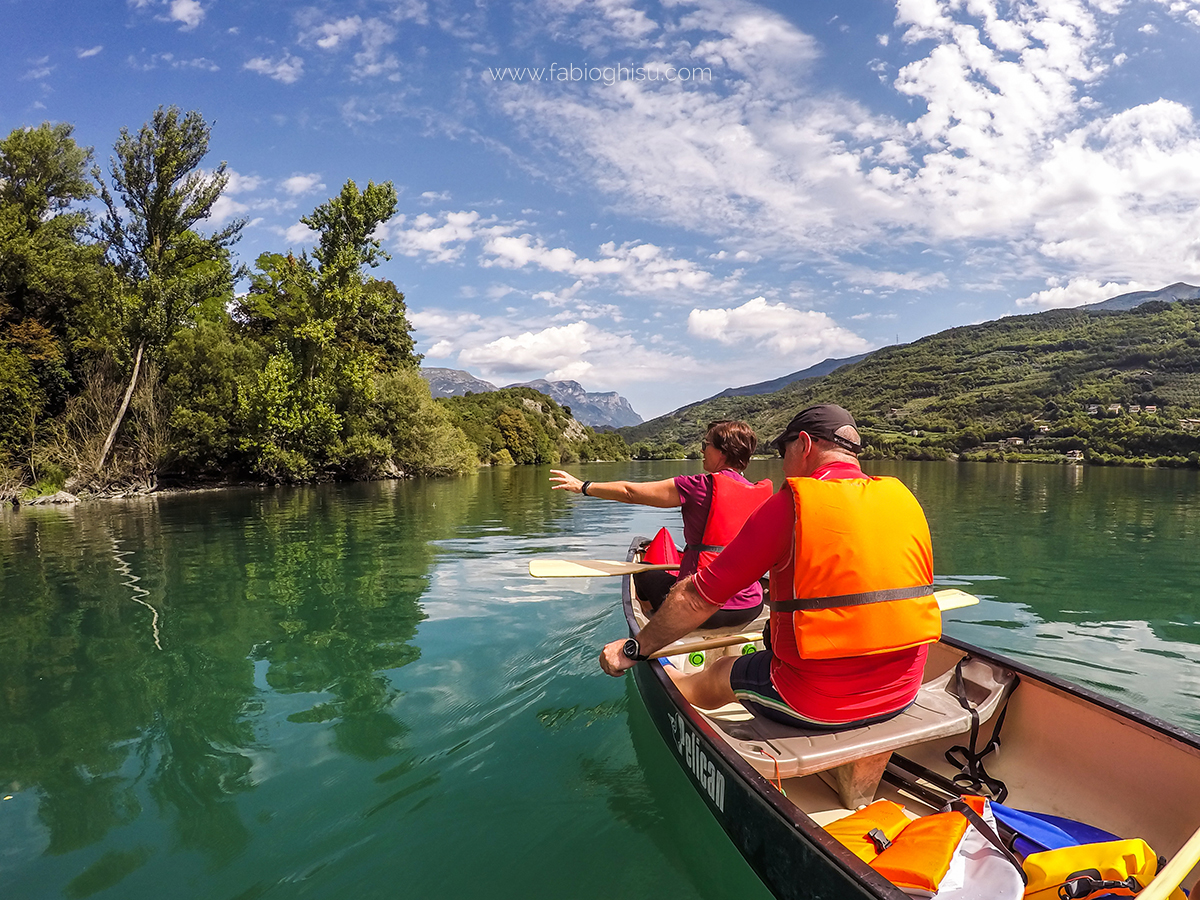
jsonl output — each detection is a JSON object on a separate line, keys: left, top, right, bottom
{"left": 96, "top": 342, "right": 144, "bottom": 473}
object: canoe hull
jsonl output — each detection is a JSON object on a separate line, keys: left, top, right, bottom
{"left": 621, "top": 536, "right": 1200, "bottom": 899}
{"left": 632, "top": 660, "right": 901, "bottom": 899}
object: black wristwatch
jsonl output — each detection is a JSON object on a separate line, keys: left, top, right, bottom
{"left": 622, "top": 638, "right": 648, "bottom": 662}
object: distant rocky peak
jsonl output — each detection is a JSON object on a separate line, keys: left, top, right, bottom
{"left": 419, "top": 368, "right": 643, "bottom": 429}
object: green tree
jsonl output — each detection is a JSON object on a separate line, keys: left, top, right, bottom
{"left": 92, "top": 106, "right": 242, "bottom": 473}
{"left": 0, "top": 123, "right": 103, "bottom": 473}
{"left": 234, "top": 180, "right": 402, "bottom": 478}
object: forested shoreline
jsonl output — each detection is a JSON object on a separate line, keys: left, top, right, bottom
{"left": 0, "top": 107, "right": 628, "bottom": 502}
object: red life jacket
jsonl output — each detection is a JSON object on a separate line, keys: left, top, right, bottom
{"left": 770, "top": 475, "right": 940, "bottom": 660}
{"left": 690, "top": 471, "right": 774, "bottom": 574}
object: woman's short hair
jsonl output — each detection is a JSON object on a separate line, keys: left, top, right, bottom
{"left": 706, "top": 420, "right": 757, "bottom": 470}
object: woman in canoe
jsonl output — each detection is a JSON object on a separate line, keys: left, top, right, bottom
{"left": 550, "top": 419, "right": 772, "bottom": 628}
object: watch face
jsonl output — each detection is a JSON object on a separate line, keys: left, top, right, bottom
{"left": 622, "top": 639, "right": 641, "bottom": 660}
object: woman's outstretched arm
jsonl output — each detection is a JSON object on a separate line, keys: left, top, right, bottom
{"left": 549, "top": 469, "right": 682, "bottom": 508}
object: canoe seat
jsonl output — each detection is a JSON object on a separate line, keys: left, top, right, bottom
{"left": 708, "top": 656, "right": 1017, "bottom": 808}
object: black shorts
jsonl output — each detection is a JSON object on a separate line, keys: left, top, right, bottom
{"left": 729, "top": 650, "right": 911, "bottom": 731}
{"left": 633, "top": 570, "right": 762, "bottom": 630}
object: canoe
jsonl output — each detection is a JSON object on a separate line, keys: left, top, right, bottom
{"left": 619, "top": 536, "right": 1200, "bottom": 900}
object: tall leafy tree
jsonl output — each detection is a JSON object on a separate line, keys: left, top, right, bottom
{"left": 92, "top": 106, "right": 243, "bottom": 472}
{"left": 0, "top": 122, "right": 101, "bottom": 471}
{"left": 234, "top": 180, "right": 408, "bottom": 477}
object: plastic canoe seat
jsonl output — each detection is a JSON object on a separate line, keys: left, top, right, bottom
{"left": 709, "top": 656, "right": 1017, "bottom": 808}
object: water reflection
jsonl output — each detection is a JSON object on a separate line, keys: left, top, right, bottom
{"left": 0, "top": 461, "right": 1197, "bottom": 899}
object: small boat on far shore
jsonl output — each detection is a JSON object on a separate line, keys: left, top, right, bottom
{"left": 619, "top": 536, "right": 1200, "bottom": 900}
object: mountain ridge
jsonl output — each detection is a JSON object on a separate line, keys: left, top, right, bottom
{"left": 420, "top": 368, "right": 643, "bottom": 428}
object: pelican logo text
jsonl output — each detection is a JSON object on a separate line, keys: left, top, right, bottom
{"left": 670, "top": 713, "right": 725, "bottom": 812}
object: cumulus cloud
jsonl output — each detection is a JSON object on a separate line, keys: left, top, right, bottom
{"left": 485, "top": 0, "right": 1200, "bottom": 297}
{"left": 687, "top": 297, "right": 871, "bottom": 359}
{"left": 1014, "top": 279, "right": 1163, "bottom": 309}
{"left": 224, "top": 170, "right": 263, "bottom": 194}
{"left": 393, "top": 210, "right": 495, "bottom": 262}
{"left": 452, "top": 320, "right": 703, "bottom": 387}
{"left": 206, "top": 195, "right": 249, "bottom": 226}
{"left": 244, "top": 54, "right": 304, "bottom": 84}
{"left": 391, "top": 209, "right": 724, "bottom": 296}
{"left": 282, "top": 223, "right": 318, "bottom": 246}
{"left": 168, "top": 0, "right": 204, "bottom": 29}
{"left": 280, "top": 173, "right": 325, "bottom": 195}
{"left": 301, "top": 13, "right": 399, "bottom": 79}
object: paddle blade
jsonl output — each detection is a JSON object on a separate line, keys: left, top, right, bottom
{"left": 528, "top": 559, "right": 676, "bottom": 578}
{"left": 935, "top": 588, "right": 980, "bottom": 612}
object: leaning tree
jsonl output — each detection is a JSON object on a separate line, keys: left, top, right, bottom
{"left": 92, "top": 105, "right": 243, "bottom": 473}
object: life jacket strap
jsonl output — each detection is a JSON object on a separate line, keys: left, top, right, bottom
{"left": 769, "top": 583, "right": 935, "bottom": 612}
{"left": 684, "top": 543, "right": 725, "bottom": 554}
{"left": 947, "top": 799, "right": 1027, "bottom": 885}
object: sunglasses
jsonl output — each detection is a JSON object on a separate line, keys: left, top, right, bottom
{"left": 775, "top": 432, "right": 804, "bottom": 456}
{"left": 701, "top": 439, "right": 711, "bottom": 450}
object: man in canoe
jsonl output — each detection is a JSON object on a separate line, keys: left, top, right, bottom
{"left": 550, "top": 419, "right": 773, "bottom": 629}
{"left": 599, "top": 404, "right": 941, "bottom": 731}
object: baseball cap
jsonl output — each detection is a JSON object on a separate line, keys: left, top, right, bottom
{"left": 773, "top": 404, "right": 862, "bottom": 455}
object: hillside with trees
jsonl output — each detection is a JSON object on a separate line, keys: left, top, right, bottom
{"left": 622, "top": 301, "right": 1200, "bottom": 467}
{"left": 0, "top": 109, "right": 626, "bottom": 499}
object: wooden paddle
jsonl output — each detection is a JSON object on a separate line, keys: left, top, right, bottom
{"left": 644, "top": 588, "right": 980, "bottom": 659}
{"left": 1137, "top": 822, "right": 1200, "bottom": 900}
{"left": 529, "top": 559, "right": 677, "bottom": 577}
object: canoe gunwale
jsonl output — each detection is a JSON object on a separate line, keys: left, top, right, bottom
{"left": 938, "top": 633, "right": 1200, "bottom": 755}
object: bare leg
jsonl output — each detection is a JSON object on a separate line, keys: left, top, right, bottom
{"left": 665, "top": 656, "right": 738, "bottom": 709}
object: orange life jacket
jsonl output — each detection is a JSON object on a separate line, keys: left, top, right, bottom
{"left": 691, "top": 471, "right": 774, "bottom": 573}
{"left": 770, "top": 475, "right": 940, "bottom": 660}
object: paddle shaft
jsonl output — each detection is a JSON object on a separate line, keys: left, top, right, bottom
{"left": 528, "top": 559, "right": 676, "bottom": 578}
{"left": 1138, "top": 822, "right": 1200, "bottom": 900}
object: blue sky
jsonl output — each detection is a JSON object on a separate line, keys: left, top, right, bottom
{"left": 5, "top": 0, "right": 1200, "bottom": 418}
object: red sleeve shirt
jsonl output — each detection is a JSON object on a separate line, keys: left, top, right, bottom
{"left": 691, "top": 460, "right": 927, "bottom": 726}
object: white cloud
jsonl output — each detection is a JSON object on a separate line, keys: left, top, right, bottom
{"left": 127, "top": 52, "right": 218, "bottom": 71}
{"left": 301, "top": 14, "right": 399, "bottom": 79}
{"left": 453, "top": 320, "right": 703, "bottom": 387}
{"left": 393, "top": 207, "right": 728, "bottom": 297}
{"left": 420, "top": 191, "right": 451, "bottom": 203}
{"left": 206, "top": 195, "right": 249, "bottom": 226}
{"left": 169, "top": 0, "right": 204, "bottom": 29}
{"left": 244, "top": 54, "right": 304, "bottom": 84}
{"left": 280, "top": 173, "right": 325, "bottom": 196}
{"left": 393, "top": 210, "right": 493, "bottom": 262}
{"left": 687, "top": 297, "right": 871, "bottom": 359}
{"left": 283, "top": 223, "right": 317, "bottom": 246}
{"left": 224, "top": 170, "right": 263, "bottom": 194}
{"left": 485, "top": 0, "right": 1200, "bottom": 296}
{"left": 1014, "top": 279, "right": 1163, "bottom": 309}
{"left": 310, "top": 16, "right": 362, "bottom": 49}
{"left": 77, "top": 46, "right": 103, "bottom": 58}
{"left": 22, "top": 57, "right": 53, "bottom": 80}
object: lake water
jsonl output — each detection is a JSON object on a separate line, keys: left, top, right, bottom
{"left": 1, "top": 461, "right": 1197, "bottom": 900}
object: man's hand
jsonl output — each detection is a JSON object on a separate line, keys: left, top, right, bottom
{"left": 599, "top": 639, "right": 638, "bottom": 676}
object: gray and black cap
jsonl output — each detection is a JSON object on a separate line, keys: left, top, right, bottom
{"left": 773, "top": 404, "right": 862, "bottom": 455}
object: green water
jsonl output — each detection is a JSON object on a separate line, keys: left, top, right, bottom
{"left": 0, "top": 461, "right": 1197, "bottom": 899}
